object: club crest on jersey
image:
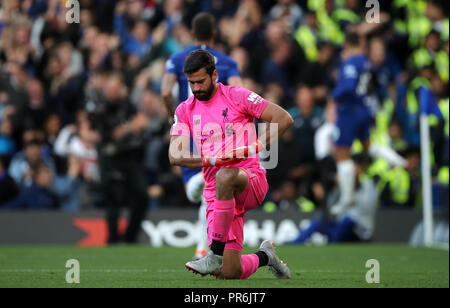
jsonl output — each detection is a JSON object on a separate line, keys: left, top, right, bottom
{"left": 222, "top": 108, "right": 230, "bottom": 122}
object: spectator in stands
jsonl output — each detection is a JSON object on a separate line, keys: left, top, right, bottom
{"left": 291, "top": 154, "right": 378, "bottom": 244}
{"left": 265, "top": 126, "right": 302, "bottom": 210}
{"left": 0, "top": 62, "right": 29, "bottom": 114}
{"left": 114, "top": 1, "right": 153, "bottom": 59}
{"left": 246, "top": 18, "right": 286, "bottom": 85}
{"left": 368, "top": 36, "right": 401, "bottom": 105}
{"left": 266, "top": 0, "right": 304, "bottom": 34}
{"left": 54, "top": 110, "right": 101, "bottom": 209}
{"left": 300, "top": 41, "right": 336, "bottom": 106}
{"left": 23, "top": 78, "right": 48, "bottom": 130}
{"left": 261, "top": 37, "right": 294, "bottom": 107}
{"left": 313, "top": 101, "right": 338, "bottom": 209}
{"left": 379, "top": 147, "right": 421, "bottom": 208}
{"left": 288, "top": 85, "right": 323, "bottom": 204}
{"left": 0, "top": 0, "right": 448, "bottom": 217}
{"left": 388, "top": 118, "right": 409, "bottom": 154}
{"left": 0, "top": 158, "right": 81, "bottom": 210}
{"left": 8, "top": 139, "right": 55, "bottom": 189}
{"left": 0, "top": 154, "right": 19, "bottom": 204}
{"left": 0, "top": 112, "right": 15, "bottom": 155}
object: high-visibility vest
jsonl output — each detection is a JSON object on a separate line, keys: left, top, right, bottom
{"left": 296, "top": 196, "right": 315, "bottom": 212}
{"left": 351, "top": 140, "right": 363, "bottom": 154}
{"left": 406, "top": 79, "right": 438, "bottom": 166}
{"left": 367, "top": 158, "right": 390, "bottom": 188}
{"left": 408, "top": 16, "right": 432, "bottom": 47}
{"left": 332, "top": 8, "right": 361, "bottom": 25}
{"left": 377, "top": 166, "right": 411, "bottom": 204}
{"left": 294, "top": 25, "right": 319, "bottom": 62}
{"left": 409, "top": 48, "right": 433, "bottom": 70}
{"left": 393, "top": 0, "right": 430, "bottom": 47}
{"left": 438, "top": 166, "right": 449, "bottom": 185}
{"left": 317, "top": 10, "right": 345, "bottom": 45}
{"left": 441, "top": 18, "right": 449, "bottom": 42}
{"left": 393, "top": 0, "right": 409, "bottom": 34}
{"left": 308, "top": 0, "right": 325, "bottom": 12}
{"left": 439, "top": 98, "right": 449, "bottom": 137}
{"left": 406, "top": 77, "right": 431, "bottom": 115}
{"left": 388, "top": 167, "right": 411, "bottom": 204}
{"left": 394, "top": 19, "right": 408, "bottom": 34}
{"left": 350, "top": 99, "right": 395, "bottom": 154}
{"left": 373, "top": 99, "right": 395, "bottom": 146}
{"left": 393, "top": 0, "right": 409, "bottom": 9}
{"left": 335, "top": 0, "right": 346, "bottom": 8}
{"left": 262, "top": 201, "right": 277, "bottom": 213}
{"left": 435, "top": 50, "right": 449, "bottom": 83}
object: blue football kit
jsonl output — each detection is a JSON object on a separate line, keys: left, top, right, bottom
{"left": 331, "top": 54, "right": 372, "bottom": 147}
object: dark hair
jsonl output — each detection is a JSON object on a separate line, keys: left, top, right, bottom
{"left": 24, "top": 139, "right": 43, "bottom": 148}
{"left": 192, "top": 13, "right": 215, "bottom": 42}
{"left": 31, "top": 162, "right": 52, "bottom": 180}
{"left": 345, "top": 31, "right": 361, "bottom": 47}
{"left": 352, "top": 153, "right": 372, "bottom": 166}
{"left": 389, "top": 117, "right": 403, "bottom": 129}
{"left": 0, "top": 154, "right": 10, "bottom": 169}
{"left": 183, "top": 49, "right": 216, "bottom": 76}
{"left": 400, "top": 146, "right": 421, "bottom": 158}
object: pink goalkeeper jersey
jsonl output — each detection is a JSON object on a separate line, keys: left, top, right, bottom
{"left": 171, "top": 83, "right": 269, "bottom": 202}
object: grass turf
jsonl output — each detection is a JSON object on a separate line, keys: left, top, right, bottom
{"left": 0, "top": 244, "right": 448, "bottom": 288}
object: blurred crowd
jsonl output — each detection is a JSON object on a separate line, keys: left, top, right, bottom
{"left": 0, "top": 0, "right": 448, "bottom": 213}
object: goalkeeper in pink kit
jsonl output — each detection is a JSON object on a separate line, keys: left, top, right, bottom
{"left": 169, "top": 50, "right": 293, "bottom": 279}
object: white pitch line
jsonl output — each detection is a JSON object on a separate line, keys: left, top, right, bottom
{"left": 0, "top": 269, "right": 149, "bottom": 273}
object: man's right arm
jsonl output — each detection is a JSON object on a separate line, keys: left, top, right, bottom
{"left": 161, "top": 73, "right": 177, "bottom": 122}
{"left": 168, "top": 135, "right": 243, "bottom": 169}
{"left": 168, "top": 135, "right": 204, "bottom": 169}
{"left": 227, "top": 76, "right": 243, "bottom": 87}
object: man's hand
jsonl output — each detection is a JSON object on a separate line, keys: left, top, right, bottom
{"left": 112, "top": 124, "right": 130, "bottom": 141}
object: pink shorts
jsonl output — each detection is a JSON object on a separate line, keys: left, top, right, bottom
{"left": 206, "top": 167, "right": 268, "bottom": 252}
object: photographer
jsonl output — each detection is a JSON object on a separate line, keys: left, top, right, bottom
{"left": 88, "top": 72, "right": 149, "bottom": 244}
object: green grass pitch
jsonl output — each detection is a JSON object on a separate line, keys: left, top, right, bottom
{"left": 0, "top": 244, "right": 448, "bottom": 288}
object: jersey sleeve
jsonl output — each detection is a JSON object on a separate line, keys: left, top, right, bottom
{"left": 228, "top": 86, "right": 269, "bottom": 119}
{"left": 226, "top": 58, "right": 240, "bottom": 79}
{"left": 330, "top": 63, "right": 359, "bottom": 101}
{"left": 165, "top": 55, "right": 178, "bottom": 75}
{"left": 170, "top": 104, "right": 190, "bottom": 137}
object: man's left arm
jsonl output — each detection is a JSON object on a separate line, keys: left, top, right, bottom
{"left": 257, "top": 103, "right": 294, "bottom": 149}
{"left": 227, "top": 102, "right": 294, "bottom": 158}
{"left": 112, "top": 113, "right": 149, "bottom": 141}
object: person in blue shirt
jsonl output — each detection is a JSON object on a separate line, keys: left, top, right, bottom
{"left": 1, "top": 161, "right": 81, "bottom": 211}
{"left": 114, "top": 2, "right": 152, "bottom": 59}
{"left": 368, "top": 37, "right": 401, "bottom": 104}
{"left": 0, "top": 116, "right": 15, "bottom": 156}
{"left": 161, "top": 12, "right": 243, "bottom": 260}
{"left": 290, "top": 154, "right": 378, "bottom": 245}
{"left": 329, "top": 32, "right": 406, "bottom": 215}
{"left": 0, "top": 154, "right": 19, "bottom": 204}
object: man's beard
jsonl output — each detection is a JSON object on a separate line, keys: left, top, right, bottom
{"left": 193, "top": 81, "right": 215, "bottom": 101}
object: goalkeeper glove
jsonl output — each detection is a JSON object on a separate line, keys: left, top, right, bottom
{"left": 202, "top": 155, "right": 244, "bottom": 167}
{"left": 226, "top": 140, "right": 265, "bottom": 159}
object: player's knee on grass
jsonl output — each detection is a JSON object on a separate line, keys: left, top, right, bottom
{"left": 218, "top": 250, "right": 242, "bottom": 279}
{"left": 218, "top": 266, "right": 242, "bottom": 280}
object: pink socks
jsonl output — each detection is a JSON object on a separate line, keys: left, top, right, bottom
{"left": 211, "top": 199, "right": 235, "bottom": 243}
{"left": 240, "top": 254, "right": 260, "bottom": 279}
